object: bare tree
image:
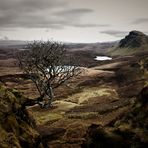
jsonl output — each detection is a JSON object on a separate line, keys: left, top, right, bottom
{"left": 17, "top": 41, "right": 80, "bottom": 108}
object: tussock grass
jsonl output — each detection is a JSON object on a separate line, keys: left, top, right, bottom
{"left": 66, "top": 87, "right": 118, "bottom": 104}
{"left": 32, "top": 111, "right": 63, "bottom": 125}
{"left": 66, "top": 112, "right": 99, "bottom": 119}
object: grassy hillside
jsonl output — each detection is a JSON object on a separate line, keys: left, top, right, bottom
{"left": 108, "top": 46, "right": 148, "bottom": 56}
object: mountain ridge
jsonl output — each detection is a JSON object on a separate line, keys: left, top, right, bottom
{"left": 108, "top": 30, "right": 148, "bottom": 56}
{"left": 119, "top": 30, "right": 148, "bottom": 48}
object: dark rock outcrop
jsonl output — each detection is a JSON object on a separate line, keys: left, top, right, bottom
{"left": 0, "top": 85, "right": 43, "bottom": 148}
{"left": 119, "top": 30, "right": 148, "bottom": 48}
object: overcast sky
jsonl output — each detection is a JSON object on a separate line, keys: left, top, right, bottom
{"left": 0, "top": 0, "right": 148, "bottom": 43}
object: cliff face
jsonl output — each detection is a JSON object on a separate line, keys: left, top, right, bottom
{"left": 119, "top": 31, "right": 148, "bottom": 48}
{"left": 0, "top": 85, "right": 43, "bottom": 148}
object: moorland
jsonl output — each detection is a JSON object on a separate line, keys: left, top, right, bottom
{"left": 0, "top": 30, "right": 148, "bottom": 148}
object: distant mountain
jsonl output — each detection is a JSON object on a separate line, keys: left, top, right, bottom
{"left": 66, "top": 42, "right": 117, "bottom": 54}
{"left": 0, "top": 39, "right": 117, "bottom": 67}
{"left": 119, "top": 31, "right": 148, "bottom": 48}
{"left": 108, "top": 31, "right": 148, "bottom": 56}
{"left": 0, "top": 40, "right": 117, "bottom": 53}
{"left": 0, "top": 40, "right": 28, "bottom": 49}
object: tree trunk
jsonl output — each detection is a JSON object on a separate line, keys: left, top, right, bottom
{"left": 21, "top": 84, "right": 54, "bottom": 109}
{"left": 43, "top": 85, "right": 54, "bottom": 108}
{"left": 21, "top": 95, "right": 45, "bottom": 109}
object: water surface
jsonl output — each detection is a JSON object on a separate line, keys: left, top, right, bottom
{"left": 95, "top": 56, "right": 112, "bottom": 61}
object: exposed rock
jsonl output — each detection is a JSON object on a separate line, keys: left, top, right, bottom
{"left": 139, "top": 86, "right": 148, "bottom": 104}
{"left": 38, "top": 126, "right": 66, "bottom": 147}
{"left": 0, "top": 85, "right": 44, "bottom": 148}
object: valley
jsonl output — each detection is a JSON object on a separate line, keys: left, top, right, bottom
{"left": 0, "top": 31, "right": 148, "bottom": 148}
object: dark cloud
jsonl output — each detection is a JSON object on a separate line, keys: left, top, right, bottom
{"left": 101, "top": 30, "right": 128, "bottom": 37}
{"left": 0, "top": 0, "right": 105, "bottom": 29}
{"left": 131, "top": 18, "right": 148, "bottom": 24}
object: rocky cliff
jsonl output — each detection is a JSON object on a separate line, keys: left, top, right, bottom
{"left": 0, "top": 85, "right": 43, "bottom": 148}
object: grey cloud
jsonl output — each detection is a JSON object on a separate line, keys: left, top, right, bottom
{"left": 101, "top": 30, "right": 128, "bottom": 37}
{"left": 131, "top": 18, "right": 148, "bottom": 24}
{"left": 0, "top": 0, "right": 65, "bottom": 11}
{"left": 52, "top": 8, "right": 95, "bottom": 27}
{"left": 55, "top": 8, "right": 94, "bottom": 16}
{"left": 0, "top": 0, "right": 67, "bottom": 28}
{"left": 53, "top": 8, "right": 109, "bottom": 28}
{"left": 0, "top": 0, "right": 100, "bottom": 29}
{"left": 71, "top": 23, "right": 110, "bottom": 28}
